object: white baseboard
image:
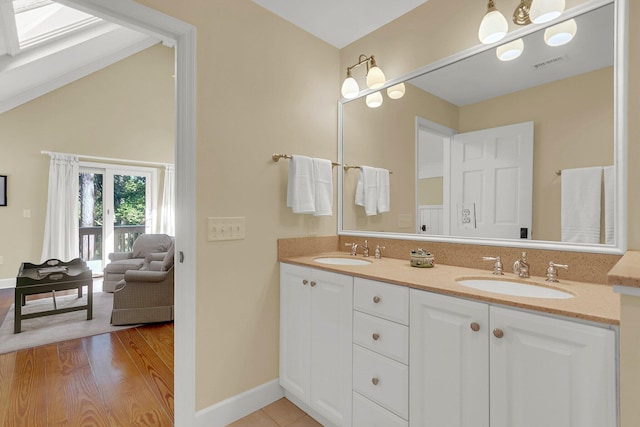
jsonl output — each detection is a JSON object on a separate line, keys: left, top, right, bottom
{"left": 195, "top": 379, "right": 284, "bottom": 427}
{"left": 0, "top": 278, "right": 15, "bottom": 289}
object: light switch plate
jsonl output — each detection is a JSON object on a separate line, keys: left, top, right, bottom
{"left": 207, "top": 217, "right": 246, "bottom": 241}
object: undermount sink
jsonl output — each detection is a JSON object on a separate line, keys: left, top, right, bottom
{"left": 314, "top": 257, "right": 372, "bottom": 266}
{"left": 457, "top": 278, "right": 574, "bottom": 299}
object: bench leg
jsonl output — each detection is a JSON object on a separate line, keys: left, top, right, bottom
{"left": 14, "top": 290, "right": 22, "bottom": 333}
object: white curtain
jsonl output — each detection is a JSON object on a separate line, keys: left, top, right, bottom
{"left": 160, "top": 164, "right": 175, "bottom": 236}
{"left": 41, "top": 153, "right": 80, "bottom": 262}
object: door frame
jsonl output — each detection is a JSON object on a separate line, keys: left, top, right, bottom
{"left": 58, "top": 1, "right": 197, "bottom": 425}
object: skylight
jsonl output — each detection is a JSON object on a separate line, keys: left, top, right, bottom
{"left": 12, "top": 0, "right": 102, "bottom": 50}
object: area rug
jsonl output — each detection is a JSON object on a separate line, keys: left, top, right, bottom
{"left": 0, "top": 291, "right": 135, "bottom": 354}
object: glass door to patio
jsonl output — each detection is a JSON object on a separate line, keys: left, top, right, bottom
{"left": 79, "top": 164, "right": 155, "bottom": 273}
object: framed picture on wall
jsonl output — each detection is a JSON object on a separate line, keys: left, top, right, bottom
{"left": 0, "top": 175, "right": 6, "bottom": 206}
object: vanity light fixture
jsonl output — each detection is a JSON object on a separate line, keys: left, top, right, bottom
{"left": 341, "top": 54, "right": 386, "bottom": 99}
{"left": 387, "top": 83, "right": 406, "bottom": 99}
{"left": 479, "top": 0, "right": 508, "bottom": 44}
{"left": 529, "top": 0, "right": 565, "bottom": 24}
{"left": 496, "top": 38, "right": 524, "bottom": 61}
{"left": 544, "top": 18, "right": 577, "bottom": 46}
{"left": 366, "top": 91, "right": 383, "bottom": 108}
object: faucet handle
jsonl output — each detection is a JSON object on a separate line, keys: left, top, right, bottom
{"left": 344, "top": 242, "right": 358, "bottom": 256}
{"left": 482, "top": 256, "right": 504, "bottom": 275}
{"left": 546, "top": 262, "right": 568, "bottom": 282}
{"left": 375, "top": 245, "right": 386, "bottom": 259}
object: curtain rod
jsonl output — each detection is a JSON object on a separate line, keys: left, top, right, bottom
{"left": 41, "top": 150, "right": 173, "bottom": 168}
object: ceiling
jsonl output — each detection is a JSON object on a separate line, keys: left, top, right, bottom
{"left": 251, "top": 0, "right": 429, "bottom": 48}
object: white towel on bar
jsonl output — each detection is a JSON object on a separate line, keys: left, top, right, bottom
{"left": 603, "top": 165, "right": 615, "bottom": 245}
{"left": 355, "top": 166, "right": 378, "bottom": 216}
{"left": 377, "top": 168, "right": 390, "bottom": 213}
{"left": 286, "top": 155, "right": 315, "bottom": 214}
{"left": 561, "top": 166, "right": 602, "bottom": 244}
{"left": 313, "top": 158, "right": 333, "bottom": 216}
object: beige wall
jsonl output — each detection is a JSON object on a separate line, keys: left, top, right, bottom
{"left": 419, "top": 177, "right": 444, "bottom": 206}
{"left": 0, "top": 44, "right": 174, "bottom": 279}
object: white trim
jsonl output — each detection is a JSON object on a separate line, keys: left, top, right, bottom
{"left": 613, "top": 285, "right": 640, "bottom": 297}
{"left": 56, "top": 1, "right": 197, "bottom": 426}
{"left": 195, "top": 379, "right": 284, "bottom": 427}
{"left": 0, "top": 278, "right": 16, "bottom": 289}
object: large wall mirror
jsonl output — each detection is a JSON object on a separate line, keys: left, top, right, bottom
{"left": 338, "top": 0, "right": 627, "bottom": 254}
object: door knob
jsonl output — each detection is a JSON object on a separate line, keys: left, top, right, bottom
{"left": 493, "top": 328, "right": 504, "bottom": 338}
{"left": 421, "top": 225, "right": 427, "bottom": 231}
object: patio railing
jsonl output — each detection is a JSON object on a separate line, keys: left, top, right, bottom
{"left": 79, "top": 225, "right": 145, "bottom": 261}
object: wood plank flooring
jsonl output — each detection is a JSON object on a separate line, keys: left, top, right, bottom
{"left": 0, "top": 288, "right": 174, "bottom": 426}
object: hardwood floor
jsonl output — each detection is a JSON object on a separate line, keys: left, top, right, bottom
{"left": 0, "top": 288, "right": 174, "bottom": 426}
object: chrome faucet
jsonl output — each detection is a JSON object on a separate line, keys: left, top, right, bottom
{"left": 345, "top": 242, "right": 358, "bottom": 256}
{"left": 546, "top": 261, "right": 568, "bottom": 282}
{"left": 482, "top": 256, "right": 504, "bottom": 275}
{"left": 513, "top": 252, "right": 530, "bottom": 278}
{"left": 362, "top": 240, "right": 370, "bottom": 257}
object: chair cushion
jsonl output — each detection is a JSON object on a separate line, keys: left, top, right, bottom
{"left": 162, "top": 243, "right": 175, "bottom": 271}
{"left": 105, "top": 259, "right": 145, "bottom": 273}
{"left": 131, "top": 234, "right": 173, "bottom": 258}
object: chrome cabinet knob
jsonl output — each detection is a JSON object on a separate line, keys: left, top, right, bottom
{"left": 373, "top": 296, "right": 381, "bottom": 304}
{"left": 372, "top": 333, "right": 380, "bottom": 341}
{"left": 493, "top": 328, "right": 504, "bottom": 338}
{"left": 470, "top": 322, "right": 480, "bottom": 332}
{"left": 371, "top": 377, "right": 379, "bottom": 386}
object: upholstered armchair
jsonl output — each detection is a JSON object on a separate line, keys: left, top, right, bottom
{"left": 111, "top": 244, "right": 174, "bottom": 326}
{"left": 102, "top": 233, "right": 173, "bottom": 292}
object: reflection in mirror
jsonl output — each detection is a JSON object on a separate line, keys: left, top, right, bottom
{"left": 341, "top": 3, "right": 621, "bottom": 251}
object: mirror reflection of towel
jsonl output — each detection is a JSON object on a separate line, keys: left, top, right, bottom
{"left": 561, "top": 166, "right": 602, "bottom": 244}
{"left": 355, "top": 166, "right": 378, "bottom": 216}
{"left": 377, "top": 168, "right": 390, "bottom": 213}
{"left": 603, "top": 166, "right": 614, "bottom": 245}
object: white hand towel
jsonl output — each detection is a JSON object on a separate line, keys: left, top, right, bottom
{"left": 603, "top": 165, "right": 615, "bottom": 245}
{"left": 355, "top": 166, "right": 378, "bottom": 216}
{"left": 377, "top": 168, "right": 390, "bottom": 213}
{"left": 561, "top": 166, "right": 602, "bottom": 244}
{"left": 286, "top": 155, "right": 315, "bottom": 214}
{"left": 313, "top": 158, "right": 333, "bottom": 216}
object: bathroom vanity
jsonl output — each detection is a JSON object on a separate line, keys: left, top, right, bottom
{"left": 279, "top": 254, "right": 618, "bottom": 427}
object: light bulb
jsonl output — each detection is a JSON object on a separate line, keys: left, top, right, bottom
{"left": 544, "top": 19, "right": 576, "bottom": 46}
{"left": 366, "top": 92, "right": 383, "bottom": 108}
{"left": 341, "top": 76, "right": 360, "bottom": 99}
{"left": 478, "top": 2, "right": 508, "bottom": 44}
{"left": 387, "top": 83, "right": 406, "bottom": 99}
{"left": 496, "top": 38, "right": 524, "bottom": 61}
{"left": 366, "top": 66, "right": 386, "bottom": 89}
{"left": 529, "top": 0, "right": 565, "bottom": 24}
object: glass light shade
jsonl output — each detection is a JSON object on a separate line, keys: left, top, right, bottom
{"left": 544, "top": 19, "right": 577, "bottom": 46}
{"left": 496, "top": 38, "right": 524, "bottom": 61}
{"left": 478, "top": 9, "right": 508, "bottom": 44}
{"left": 366, "top": 91, "right": 383, "bottom": 108}
{"left": 387, "top": 83, "right": 406, "bottom": 99}
{"left": 341, "top": 76, "right": 360, "bottom": 99}
{"left": 529, "top": 0, "right": 565, "bottom": 24}
{"left": 366, "top": 66, "right": 386, "bottom": 89}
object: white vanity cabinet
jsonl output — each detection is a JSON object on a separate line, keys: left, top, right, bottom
{"left": 279, "top": 263, "right": 353, "bottom": 427}
{"left": 352, "top": 278, "right": 409, "bottom": 427}
{"left": 410, "top": 290, "right": 617, "bottom": 427}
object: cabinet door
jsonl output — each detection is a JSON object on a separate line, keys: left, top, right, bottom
{"left": 279, "top": 263, "right": 311, "bottom": 402}
{"left": 490, "top": 306, "right": 616, "bottom": 427}
{"left": 410, "top": 290, "right": 489, "bottom": 427}
{"left": 309, "top": 269, "right": 353, "bottom": 427}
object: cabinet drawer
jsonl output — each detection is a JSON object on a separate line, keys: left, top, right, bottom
{"left": 353, "top": 392, "right": 408, "bottom": 427}
{"left": 353, "top": 345, "right": 408, "bottom": 419}
{"left": 353, "top": 311, "right": 409, "bottom": 364}
{"left": 354, "top": 278, "right": 409, "bottom": 325}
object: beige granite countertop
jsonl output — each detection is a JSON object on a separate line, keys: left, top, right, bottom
{"left": 280, "top": 251, "right": 620, "bottom": 325}
{"left": 608, "top": 251, "right": 640, "bottom": 288}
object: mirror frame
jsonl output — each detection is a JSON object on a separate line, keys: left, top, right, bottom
{"left": 338, "top": 0, "right": 627, "bottom": 255}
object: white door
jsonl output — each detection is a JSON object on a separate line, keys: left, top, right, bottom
{"left": 490, "top": 306, "right": 616, "bottom": 427}
{"left": 309, "top": 269, "right": 353, "bottom": 427}
{"left": 450, "top": 121, "right": 533, "bottom": 239}
{"left": 418, "top": 205, "right": 443, "bottom": 235}
{"left": 279, "top": 263, "right": 312, "bottom": 402}
{"left": 410, "top": 290, "right": 489, "bottom": 427}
